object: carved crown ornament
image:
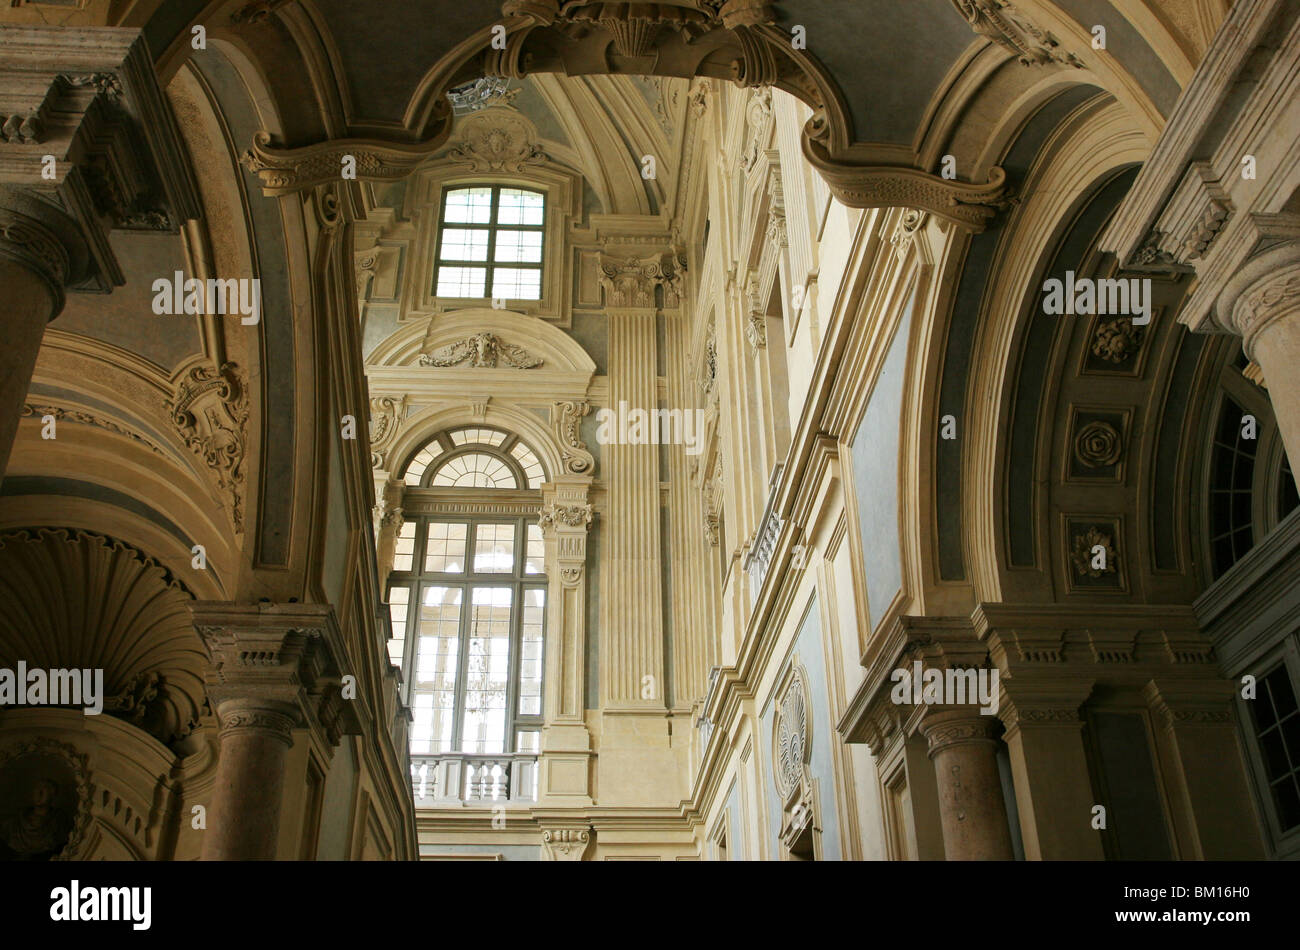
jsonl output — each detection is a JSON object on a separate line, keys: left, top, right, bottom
{"left": 418, "top": 332, "right": 543, "bottom": 369}
{"left": 444, "top": 109, "right": 547, "bottom": 172}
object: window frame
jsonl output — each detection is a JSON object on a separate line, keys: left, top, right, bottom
{"left": 433, "top": 184, "right": 546, "bottom": 303}
{"left": 389, "top": 513, "right": 547, "bottom": 756}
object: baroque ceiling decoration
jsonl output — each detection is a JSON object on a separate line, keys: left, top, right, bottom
{"left": 0, "top": 528, "right": 207, "bottom": 748}
{"left": 232, "top": 0, "right": 1044, "bottom": 230}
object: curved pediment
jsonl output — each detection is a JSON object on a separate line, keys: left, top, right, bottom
{"left": 367, "top": 310, "right": 596, "bottom": 404}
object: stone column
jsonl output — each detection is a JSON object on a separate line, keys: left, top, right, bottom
{"left": 1219, "top": 250, "right": 1300, "bottom": 483}
{"left": 192, "top": 603, "right": 353, "bottom": 861}
{"left": 919, "top": 708, "right": 1014, "bottom": 860}
{"left": 1143, "top": 680, "right": 1267, "bottom": 859}
{"left": 998, "top": 681, "right": 1105, "bottom": 860}
{"left": 0, "top": 26, "right": 200, "bottom": 478}
{"left": 0, "top": 237, "right": 59, "bottom": 476}
{"left": 537, "top": 476, "right": 594, "bottom": 803}
{"left": 598, "top": 253, "right": 673, "bottom": 710}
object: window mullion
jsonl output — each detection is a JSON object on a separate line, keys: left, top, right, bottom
{"left": 453, "top": 581, "right": 472, "bottom": 755}
{"left": 486, "top": 185, "right": 500, "bottom": 299}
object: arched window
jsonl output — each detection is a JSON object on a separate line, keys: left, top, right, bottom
{"left": 386, "top": 427, "right": 548, "bottom": 801}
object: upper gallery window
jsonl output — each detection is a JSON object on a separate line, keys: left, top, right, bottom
{"left": 434, "top": 185, "right": 545, "bottom": 301}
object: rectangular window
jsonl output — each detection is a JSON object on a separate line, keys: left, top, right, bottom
{"left": 434, "top": 185, "right": 545, "bottom": 301}
{"left": 397, "top": 515, "right": 546, "bottom": 761}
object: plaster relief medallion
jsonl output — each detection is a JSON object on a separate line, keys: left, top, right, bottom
{"left": 0, "top": 741, "right": 90, "bottom": 861}
{"left": 772, "top": 665, "right": 810, "bottom": 801}
{"left": 1067, "top": 521, "right": 1123, "bottom": 590}
{"left": 1083, "top": 314, "right": 1153, "bottom": 376}
{"left": 1068, "top": 410, "right": 1127, "bottom": 480}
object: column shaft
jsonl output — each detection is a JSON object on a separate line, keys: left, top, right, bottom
{"left": 604, "top": 307, "right": 665, "bottom": 707}
{"left": 920, "top": 710, "right": 1014, "bottom": 860}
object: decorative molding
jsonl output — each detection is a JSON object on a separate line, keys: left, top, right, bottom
{"left": 1073, "top": 420, "right": 1122, "bottom": 468}
{"left": 541, "top": 826, "right": 591, "bottom": 861}
{"left": 889, "top": 209, "right": 927, "bottom": 261}
{"left": 799, "top": 135, "right": 1015, "bottom": 230}
{"left": 20, "top": 403, "right": 165, "bottom": 456}
{"left": 0, "top": 528, "right": 203, "bottom": 746}
{"left": 538, "top": 503, "right": 593, "bottom": 532}
{"left": 240, "top": 127, "right": 452, "bottom": 196}
{"left": 949, "top": 0, "right": 1085, "bottom": 68}
{"left": 165, "top": 362, "right": 249, "bottom": 533}
{"left": 552, "top": 400, "right": 595, "bottom": 475}
{"left": 229, "top": 0, "right": 290, "bottom": 25}
{"left": 445, "top": 109, "right": 547, "bottom": 172}
{"left": 772, "top": 664, "right": 810, "bottom": 800}
{"left": 1090, "top": 318, "right": 1145, "bottom": 364}
{"left": 1069, "top": 524, "right": 1118, "bottom": 579}
{"left": 368, "top": 394, "right": 405, "bottom": 468}
{"left": 598, "top": 252, "right": 685, "bottom": 308}
{"left": 418, "top": 332, "right": 543, "bottom": 369}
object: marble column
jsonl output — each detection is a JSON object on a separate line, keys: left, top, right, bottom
{"left": 203, "top": 698, "right": 298, "bottom": 861}
{"left": 919, "top": 708, "right": 1015, "bottom": 860}
{"left": 193, "top": 603, "right": 352, "bottom": 861}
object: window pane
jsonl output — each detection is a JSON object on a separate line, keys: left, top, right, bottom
{"left": 436, "top": 266, "right": 487, "bottom": 298}
{"left": 510, "top": 442, "right": 546, "bottom": 488}
{"left": 412, "top": 586, "right": 462, "bottom": 754}
{"left": 490, "top": 267, "right": 542, "bottom": 301}
{"left": 431, "top": 452, "right": 518, "bottom": 488}
{"left": 462, "top": 587, "right": 513, "bottom": 754}
{"left": 497, "top": 188, "right": 544, "bottom": 225}
{"left": 525, "top": 522, "right": 545, "bottom": 575}
{"left": 403, "top": 446, "right": 436, "bottom": 486}
{"left": 443, "top": 187, "right": 493, "bottom": 224}
{"left": 440, "top": 228, "right": 490, "bottom": 262}
{"left": 516, "top": 730, "right": 540, "bottom": 754}
{"left": 474, "top": 523, "right": 516, "bottom": 573}
{"left": 518, "top": 588, "right": 545, "bottom": 716}
{"left": 424, "top": 521, "right": 467, "bottom": 573}
{"left": 449, "top": 427, "right": 507, "bottom": 447}
{"left": 386, "top": 585, "right": 410, "bottom": 667}
{"left": 494, "top": 229, "right": 543, "bottom": 263}
{"left": 392, "top": 520, "right": 417, "bottom": 572}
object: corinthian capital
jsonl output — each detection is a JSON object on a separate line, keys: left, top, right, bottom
{"left": 598, "top": 251, "right": 685, "bottom": 309}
